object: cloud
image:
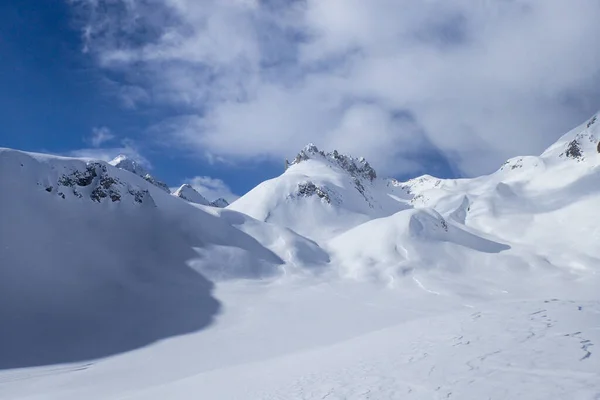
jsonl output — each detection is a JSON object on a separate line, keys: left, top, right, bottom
{"left": 87, "top": 126, "right": 115, "bottom": 147}
{"left": 180, "top": 176, "right": 239, "bottom": 203}
{"left": 71, "top": 0, "right": 600, "bottom": 177}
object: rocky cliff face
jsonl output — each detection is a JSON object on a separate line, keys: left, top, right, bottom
{"left": 54, "top": 162, "right": 154, "bottom": 205}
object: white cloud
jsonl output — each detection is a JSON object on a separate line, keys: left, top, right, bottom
{"left": 181, "top": 176, "right": 239, "bottom": 203}
{"left": 88, "top": 126, "right": 115, "bottom": 147}
{"left": 71, "top": 0, "right": 600, "bottom": 177}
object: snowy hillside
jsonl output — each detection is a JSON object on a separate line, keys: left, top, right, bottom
{"left": 1, "top": 113, "right": 600, "bottom": 399}
{"left": 392, "top": 112, "right": 600, "bottom": 269}
{"left": 0, "top": 148, "right": 329, "bottom": 367}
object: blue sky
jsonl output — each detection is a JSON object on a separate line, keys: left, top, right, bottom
{"left": 2, "top": 1, "right": 600, "bottom": 200}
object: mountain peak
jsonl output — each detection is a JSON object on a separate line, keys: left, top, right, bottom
{"left": 172, "top": 184, "right": 230, "bottom": 208}
{"left": 173, "top": 184, "right": 211, "bottom": 206}
{"left": 538, "top": 111, "right": 600, "bottom": 164}
{"left": 109, "top": 154, "right": 148, "bottom": 177}
{"left": 288, "top": 144, "right": 377, "bottom": 182}
{"left": 109, "top": 154, "right": 170, "bottom": 193}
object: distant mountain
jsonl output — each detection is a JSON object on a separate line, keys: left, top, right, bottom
{"left": 109, "top": 154, "right": 171, "bottom": 193}
{"left": 172, "top": 184, "right": 230, "bottom": 208}
{"left": 172, "top": 183, "right": 212, "bottom": 206}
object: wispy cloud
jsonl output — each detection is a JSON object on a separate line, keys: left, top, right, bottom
{"left": 87, "top": 126, "right": 115, "bottom": 147}
{"left": 70, "top": 0, "right": 600, "bottom": 177}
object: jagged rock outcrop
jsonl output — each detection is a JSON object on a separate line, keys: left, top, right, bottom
{"left": 288, "top": 181, "right": 340, "bottom": 205}
{"left": 290, "top": 144, "right": 377, "bottom": 182}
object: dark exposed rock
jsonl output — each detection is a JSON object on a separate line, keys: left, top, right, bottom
{"left": 440, "top": 218, "right": 448, "bottom": 232}
{"left": 587, "top": 115, "right": 597, "bottom": 128}
{"left": 53, "top": 162, "right": 149, "bottom": 205}
{"left": 292, "top": 181, "right": 339, "bottom": 204}
{"left": 564, "top": 140, "right": 583, "bottom": 160}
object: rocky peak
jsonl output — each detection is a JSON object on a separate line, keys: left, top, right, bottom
{"left": 172, "top": 184, "right": 230, "bottom": 208}
{"left": 172, "top": 184, "right": 211, "bottom": 206}
{"left": 288, "top": 144, "right": 377, "bottom": 182}
{"left": 109, "top": 154, "right": 170, "bottom": 193}
{"left": 109, "top": 154, "right": 148, "bottom": 176}
{"left": 210, "top": 198, "right": 230, "bottom": 208}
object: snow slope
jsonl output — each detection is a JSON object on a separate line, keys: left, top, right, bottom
{"left": 393, "top": 112, "right": 600, "bottom": 271}
{"left": 1, "top": 113, "right": 600, "bottom": 399}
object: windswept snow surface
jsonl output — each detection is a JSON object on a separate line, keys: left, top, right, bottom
{"left": 1, "top": 114, "right": 600, "bottom": 399}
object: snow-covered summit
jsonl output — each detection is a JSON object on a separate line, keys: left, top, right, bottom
{"left": 288, "top": 143, "right": 377, "bottom": 182}
{"left": 172, "top": 184, "right": 231, "bottom": 208}
{"left": 172, "top": 184, "right": 211, "bottom": 206}
{"left": 109, "top": 154, "right": 170, "bottom": 193}
{"left": 229, "top": 144, "right": 407, "bottom": 241}
{"left": 211, "top": 198, "right": 230, "bottom": 208}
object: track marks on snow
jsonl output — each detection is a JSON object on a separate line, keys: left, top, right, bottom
{"left": 255, "top": 299, "right": 600, "bottom": 399}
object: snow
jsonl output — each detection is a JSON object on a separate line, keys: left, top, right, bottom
{"left": 1, "top": 113, "right": 600, "bottom": 399}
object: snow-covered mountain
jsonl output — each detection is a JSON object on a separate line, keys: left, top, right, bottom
{"left": 0, "top": 148, "right": 329, "bottom": 369}
{"left": 391, "top": 112, "right": 600, "bottom": 269}
{"left": 229, "top": 144, "right": 410, "bottom": 241}
{"left": 1, "top": 113, "right": 599, "bottom": 399}
{"left": 172, "top": 184, "right": 230, "bottom": 208}
{"left": 172, "top": 183, "right": 212, "bottom": 205}
{"left": 109, "top": 154, "right": 171, "bottom": 193}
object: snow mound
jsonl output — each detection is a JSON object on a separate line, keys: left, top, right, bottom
{"left": 328, "top": 208, "right": 511, "bottom": 285}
